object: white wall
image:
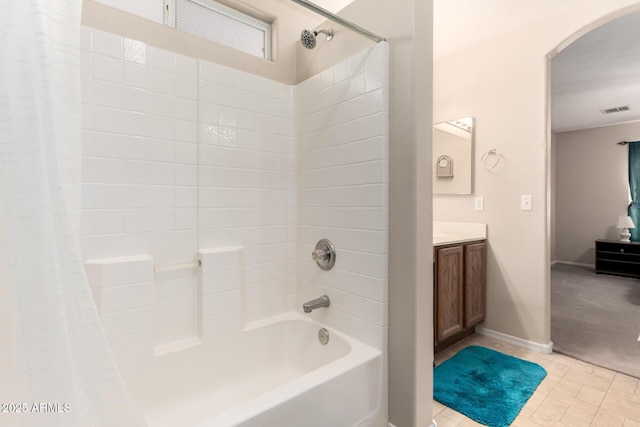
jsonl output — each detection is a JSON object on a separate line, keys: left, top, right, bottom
{"left": 79, "top": 26, "right": 389, "bottom": 404}
{"left": 433, "top": 0, "right": 640, "bottom": 346}
{"left": 83, "top": 1, "right": 426, "bottom": 424}
{"left": 297, "top": 1, "right": 435, "bottom": 426}
{"left": 82, "top": 0, "right": 322, "bottom": 85}
{"left": 550, "top": 132, "right": 557, "bottom": 262}
{"left": 79, "top": 26, "right": 294, "bottom": 369}
{"left": 293, "top": 43, "right": 389, "bottom": 350}
{"left": 94, "top": 0, "right": 163, "bottom": 23}
{"left": 555, "top": 122, "right": 636, "bottom": 265}
{"left": 196, "top": 56, "right": 293, "bottom": 324}
{"left": 93, "top": 0, "right": 353, "bottom": 21}
{"left": 80, "top": 27, "right": 201, "bottom": 361}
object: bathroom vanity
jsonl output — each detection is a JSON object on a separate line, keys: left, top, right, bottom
{"left": 433, "top": 222, "right": 487, "bottom": 353}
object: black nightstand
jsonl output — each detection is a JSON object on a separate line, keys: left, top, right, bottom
{"left": 595, "top": 239, "right": 640, "bottom": 279}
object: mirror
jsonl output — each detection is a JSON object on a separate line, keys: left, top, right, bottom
{"left": 433, "top": 117, "right": 474, "bottom": 195}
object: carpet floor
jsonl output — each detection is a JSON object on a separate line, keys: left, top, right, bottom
{"left": 551, "top": 263, "right": 640, "bottom": 379}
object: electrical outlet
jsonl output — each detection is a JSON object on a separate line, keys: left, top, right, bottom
{"left": 521, "top": 195, "right": 533, "bottom": 211}
{"left": 475, "top": 196, "right": 484, "bottom": 211}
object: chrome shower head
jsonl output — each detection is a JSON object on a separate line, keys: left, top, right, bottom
{"left": 300, "top": 28, "right": 334, "bottom": 49}
{"left": 300, "top": 29, "right": 317, "bottom": 49}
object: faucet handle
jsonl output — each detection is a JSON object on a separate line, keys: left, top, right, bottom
{"left": 311, "top": 248, "right": 327, "bottom": 261}
{"left": 311, "top": 239, "right": 336, "bottom": 271}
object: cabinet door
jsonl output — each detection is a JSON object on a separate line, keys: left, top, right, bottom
{"left": 435, "top": 245, "right": 464, "bottom": 342}
{"left": 464, "top": 242, "right": 486, "bottom": 327}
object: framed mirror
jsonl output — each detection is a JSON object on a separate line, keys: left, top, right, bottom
{"left": 433, "top": 117, "right": 474, "bottom": 195}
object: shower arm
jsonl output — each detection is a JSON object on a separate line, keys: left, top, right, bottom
{"left": 315, "top": 29, "right": 333, "bottom": 39}
{"left": 290, "top": 0, "right": 386, "bottom": 43}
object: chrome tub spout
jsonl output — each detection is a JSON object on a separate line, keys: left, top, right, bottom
{"left": 303, "top": 295, "right": 330, "bottom": 313}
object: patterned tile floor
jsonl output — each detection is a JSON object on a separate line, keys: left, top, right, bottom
{"left": 433, "top": 334, "right": 640, "bottom": 427}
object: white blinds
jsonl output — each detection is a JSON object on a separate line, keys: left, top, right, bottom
{"left": 176, "top": 0, "right": 268, "bottom": 59}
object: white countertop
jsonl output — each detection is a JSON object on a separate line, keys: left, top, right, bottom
{"left": 433, "top": 221, "right": 487, "bottom": 246}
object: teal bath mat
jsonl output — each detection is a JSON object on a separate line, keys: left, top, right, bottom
{"left": 434, "top": 346, "right": 547, "bottom": 427}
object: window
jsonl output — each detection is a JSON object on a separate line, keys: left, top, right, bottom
{"left": 164, "top": 0, "right": 271, "bottom": 60}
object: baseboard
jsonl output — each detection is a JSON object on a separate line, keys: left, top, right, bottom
{"left": 554, "top": 260, "right": 595, "bottom": 269}
{"left": 475, "top": 326, "right": 554, "bottom": 355}
{"left": 388, "top": 422, "right": 436, "bottom": 427}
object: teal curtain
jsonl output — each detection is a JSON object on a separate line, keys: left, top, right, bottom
{"left": 629, "top": 141, "right": 640, "bottom": 241}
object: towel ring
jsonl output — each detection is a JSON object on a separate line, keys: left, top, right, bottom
{"left": 481, "top": 149, "right": 500, "bottom": 170}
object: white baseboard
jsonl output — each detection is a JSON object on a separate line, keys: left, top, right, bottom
{"left": 388, "top": 422, "right": 436, "bottom": 427}
{"left": 475, "top": 326, "right": 554, "bottom": 354}
{"left": 554, "top": 260, "right": 595, "bottom": 269}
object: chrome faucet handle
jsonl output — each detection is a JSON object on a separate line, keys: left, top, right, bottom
{"left": 311, "top": 248, "right": 328, "bottom": 261}
{"left": 311, "top": 239, "right": 336, "bottom": 271}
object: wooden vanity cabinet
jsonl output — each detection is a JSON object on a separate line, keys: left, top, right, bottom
{"left": 434, "top": 240, "right": 486, "bottom": 353}
{"left": 434, "top": 245, "right": 464, "bottom": 342}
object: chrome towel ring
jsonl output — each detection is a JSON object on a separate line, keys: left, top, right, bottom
{"left": 481, "top": 149, "right": 500, "bottom": 170}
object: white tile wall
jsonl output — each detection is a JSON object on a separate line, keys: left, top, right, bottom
{"left": 197, "top": 58, "right": 292, "bottom": 323}
{"left": 154, "top": 268, "right": 199, "bottom": 347}
{"left": 199, "top": 247, "right": 244, "bottom": 336}
{"left": 85, "top": 256, "right": 155, "bottom": 373}
{"left": 81, "top": 28, "right": 199, "bottom": 267}
{"left": 81, "top": 26, "right": 388, "bottom": 359}
{"left": 292, "top": 42, "right": 389, "bottom": 350}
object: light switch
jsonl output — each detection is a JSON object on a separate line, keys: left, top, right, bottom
{"left": 521, "top": 195, "right": 533, "bottom": 211}
{"left": 475, "top": 196, "right": 484, "bottom": 211}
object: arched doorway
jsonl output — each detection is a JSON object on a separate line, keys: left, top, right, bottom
{"left": 547, "top": 4, "right": 640, "bottom": 379}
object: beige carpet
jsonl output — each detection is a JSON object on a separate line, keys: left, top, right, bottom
{"left": 551, "top": 263, "right": 640, "bottom": 379}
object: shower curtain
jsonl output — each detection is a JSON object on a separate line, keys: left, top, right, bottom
{"left": 0, "top": 1, "right": 146, "bottom": 426}
{"left": 629, "top": 142, "right": 640, "bottom": 242}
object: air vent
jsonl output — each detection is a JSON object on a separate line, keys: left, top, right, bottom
{"left": 601, "top": 105, "right": 631, "bottom": 114}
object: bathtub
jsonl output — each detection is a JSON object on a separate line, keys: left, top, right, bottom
{"left": 124, "top": 313, "right": 383, "bottom": 427}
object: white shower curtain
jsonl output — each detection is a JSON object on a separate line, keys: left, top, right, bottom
{"left": 0, "top": 1, "right": 146, "bottom": 426}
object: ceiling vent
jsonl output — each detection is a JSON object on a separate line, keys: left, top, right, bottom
{"left": 601, "top": 105, "right": 631, "bottom": 114}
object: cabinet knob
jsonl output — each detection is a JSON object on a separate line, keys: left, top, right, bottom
{"left": 621, "top": 249, "right": 625, "bottom": 253}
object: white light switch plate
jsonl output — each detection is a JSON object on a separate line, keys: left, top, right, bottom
{"left": 475, "top": 196, "right": 484, "bottom": 211}
{"left": 521, "top": 195, "right": 533, "bottom": 211}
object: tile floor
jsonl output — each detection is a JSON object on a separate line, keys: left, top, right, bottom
{"left": 433, "top": 334, "right": 640, "bottom": 427}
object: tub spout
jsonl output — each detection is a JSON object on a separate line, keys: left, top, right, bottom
{"left": 303, "top": 295, "right": 330, "bottom": 313}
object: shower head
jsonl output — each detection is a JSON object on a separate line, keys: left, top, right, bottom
{"left": 300, "top": 28, "right": 334, "bottom": 49}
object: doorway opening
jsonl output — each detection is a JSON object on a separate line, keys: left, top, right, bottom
{"left": 548, "top": 7, "right": 640, "bottom": 379}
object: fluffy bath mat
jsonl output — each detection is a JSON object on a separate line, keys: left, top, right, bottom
{"left": 434, "top": 346, "right": 547, "bottom": 427}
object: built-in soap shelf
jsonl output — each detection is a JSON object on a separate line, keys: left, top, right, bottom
{"left": 155, "top": 336, "right": 203, "bottom": 357}
{"left": 84, "top": 247, "right": 246, "bottom": 364}
{"left": 433, "top": 221, "right": 487, "bottom": 246}
{"left": 153, "top": 260, "right": 200, "bottom": 355}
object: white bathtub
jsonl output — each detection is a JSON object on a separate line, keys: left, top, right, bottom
{"left": 124, "top": 313, "right": 383, "bottom": 427}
